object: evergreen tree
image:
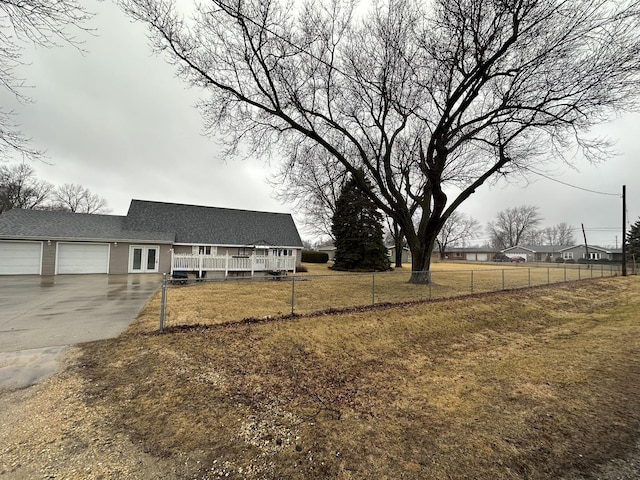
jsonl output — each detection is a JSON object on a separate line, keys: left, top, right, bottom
{"left": 331, "top": 174, "right": 390, "bottom": 272}
{"left": 627, "top": 218, "right": 640, "bottom": 262}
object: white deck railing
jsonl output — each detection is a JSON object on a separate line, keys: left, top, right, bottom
{"left": 171, "top": 252, "right": 296, "bottom": 276}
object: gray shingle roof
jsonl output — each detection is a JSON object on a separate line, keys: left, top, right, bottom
{"left": 447, "top": 247, "right": 499, "bottom": 253}
{"left": 0, "top": 209, "right": 175, "bottom": 243}
{"left": 0, "top": 200, "right": 303, "bottom": 247}
{"left": 125, "top": 200, "right": 303, "bottom": 247}
{"left": 503, "top": 245, "right": 566, "bottom": 253}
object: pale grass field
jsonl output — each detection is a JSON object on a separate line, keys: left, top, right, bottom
{"left": 79, "top": 276, "right": 640, "bottom": 480}
{"left": 128, "top": 261, "right": 622, "bottom": 333}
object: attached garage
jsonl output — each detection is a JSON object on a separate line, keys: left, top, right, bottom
{"left": 476, "top": 253, "right": 488, "bottom": 261}
{"left": 57, "top": 243, "right": 110, "bottom": 274}
{"left": 0, "top": 241, "right": 42, "bottom": 275}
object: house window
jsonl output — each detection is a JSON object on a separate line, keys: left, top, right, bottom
{"left": 585, "top": 252, "right": 601, "bottom": 260}
{"left": 455, "top": 252, "right": 462, "bottom": 258}
{"left": 255, "top": 248, "right": 267, "bottom": 256}
{"left": 562, "top": 252, "right": 573, "bottom": 260}
{"left": 193, "top": 246, "right": 216, "bottom": 255}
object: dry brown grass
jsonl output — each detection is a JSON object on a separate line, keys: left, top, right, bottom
{"left": 66, "top": 275, "right": 640, "bottom": 479}
{"left": 129, "top": 261, "right": 621, "bottom": 333}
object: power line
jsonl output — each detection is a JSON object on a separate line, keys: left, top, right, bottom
{"left": 522, "top": 166, "right": 620, "bottom": 197}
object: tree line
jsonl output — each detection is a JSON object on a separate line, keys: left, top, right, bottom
{"left": 324, "top": 172, "right": 584, "bottom": 272}
{"left": 0, "top": 163, "right": 109, "bottom": 214}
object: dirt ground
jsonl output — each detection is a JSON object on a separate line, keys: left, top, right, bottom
{"left": 1, "top": 277, "right": 639, "bottom": 479}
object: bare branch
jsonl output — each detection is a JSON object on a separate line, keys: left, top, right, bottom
{"left": 120, "top": 0, "right": 640, "bottom": 282}
{"left": 0, "top": 0, "right": 93, "bottom": 159}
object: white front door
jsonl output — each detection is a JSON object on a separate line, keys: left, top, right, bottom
{"left": 129, "top": 246, "right": 159, "bottom": 273}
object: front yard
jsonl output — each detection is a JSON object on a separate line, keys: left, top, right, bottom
{"left": 0, "top": 275, "right": 638, "bottom": 479}
{"left": 132, "top": 261, "right": 621, "bottom": 333}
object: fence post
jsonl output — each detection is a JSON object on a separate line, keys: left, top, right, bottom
{"left": 547, "top": 267, "right": 550, "bottom": 285}
{"left": 291, "top": 274, "right": 295, "bottom": 315}
{"left": 528, "top": 268, "right": 531, "bottom": 288}
{"left": 564, "top": 264, "right": 567, "bottom": 282}
{"left": 159, "top": 273, "right": 167, "bottom": 332}
{"left": 429, "top": 275, "right": 432, "bottom": 300}
{"left": 470, "top": 270, "right": 474, "bottom": 294}
{"left": 372, "top": 271, "right": 375, "bottom": 305}
{"left": 578, "top": 264, "right": 581, "bottom": 280}
{"left": 502, "top": 269, "right": 505, "bottom": 290}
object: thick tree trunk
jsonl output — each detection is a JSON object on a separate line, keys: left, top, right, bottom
{"left": 408, "top": 237, "right": 434, "bottom": 284}
{"left": 394, "top": 235, "right": 403, "bottom": 268}
{"left": 409, "top": 269, "right": 432, "bottom": 284}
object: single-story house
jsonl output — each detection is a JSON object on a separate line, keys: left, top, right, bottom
{"left": 387, "top": 244, "right": 411, "bottom": 264}
{"left": 557, "top": 244, "right": 622, "bottom": 262}
{"left": 317, "top": 244, "right": 336, "bottom": 261}
{"left": 435, "top": 247, "right": 499, "bottom": 262}
{"left": 501, "top": 245, "right": 567, "bottom": 262}
{"left": 501, "top": 244, "right": 622, "bottom": 262}
{"left": 0, "top": 199, "right": 303, "bottom": 277}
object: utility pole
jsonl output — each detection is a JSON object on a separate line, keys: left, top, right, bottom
{"left": 582, "top": 223, "right": 590, "bottom": 268}
{"left": 622, "top": 185, "right": 627, "bottom": 276}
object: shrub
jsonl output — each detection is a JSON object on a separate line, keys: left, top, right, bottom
{"left": 565, "top": 258, "right": 576, "bottom": 264}
{"left": 555, "top": 257, "right": 565, "bottom": 263}
{"left": 302, "top": 250, "right": 329, "bottom": 263}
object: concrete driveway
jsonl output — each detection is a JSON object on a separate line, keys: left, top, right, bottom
{"left": 0, "top": 274, "right": 161, "bottom": 389}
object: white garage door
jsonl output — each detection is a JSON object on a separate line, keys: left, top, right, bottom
{"left": 0, "top": 241, "right": 42, "bottom": 275}
{"left": 477, "top": 253, "right": 488, "bottom": 261}
{"left": 467, "top": 253, "right": 477, "bottom": 261}
{"left": 57, "top": 243, "right": 109, "bottom": 274}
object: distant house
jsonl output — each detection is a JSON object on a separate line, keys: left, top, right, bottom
{"left": 0, "top": 200, "right": 303, "bottom": 277}
{"left": 317, "top": 244, "right": 337, "bottom": 261}
{"left": 387, "top": 244, "right": 411, "bottom": 264}
{"left": 437, "top": 247, "right": 499, "bottom": 262}
{"left": 501, "top": 244, "right": 622, "bottom": 262}
{"left": 501, "top": 245, "right": 566, "bottom": 262}
{"left": 557, "top": 245, "right": 622, "bottom": 262}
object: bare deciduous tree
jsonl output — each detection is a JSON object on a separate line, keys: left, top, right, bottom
{"left": 436, "top": 212, "right": 480, "bottom": 259}
{"left": 0, "top": 163, "right": 52, "bottom": 212}
{"left": 121, "top": 0, "right": 640, "bottom": 283}
{"left": 270, "top": 145, "right": 348, "bottom": 239}
{"left": 544, "top": 222, "right": 576, "bottom": 246}
{"left": 487, "top": 205, "right": 542, "bottom": 249}
{"left": 0, "top": 1, "right": 92, "bottom": 159}
{"left": 52, "top": 183, "right": 109, "bottom": 213}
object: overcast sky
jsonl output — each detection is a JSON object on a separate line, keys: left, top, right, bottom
{"left": 2, "top": 0, "right": 638, "bottom": 247}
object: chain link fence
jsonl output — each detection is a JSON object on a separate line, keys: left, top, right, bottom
{"left": 157, "top": 262, "right": 626, "bottom": 331}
